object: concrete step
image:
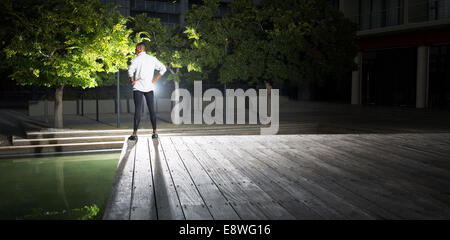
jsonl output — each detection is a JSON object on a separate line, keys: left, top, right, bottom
{"left": 0, "top": 123, "right": 325, "bottom": 157}
{"left": 12, "top": 135, "right": 129, "bottom": 146}
{"left": 24, "top": 123, "right": 317, "bottom": 139}
{"left": 0, "top": 140, "right": 124, "bottom": 156}
{"left": 26, "top": 129, "right": 151, "bottom": 139}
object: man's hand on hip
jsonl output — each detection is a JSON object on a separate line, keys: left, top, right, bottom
{"left": 152, "top": 73, "right": 162, "bottom": 83}
{"left": 130, "top": 77, "right": 137, "bottom": 86}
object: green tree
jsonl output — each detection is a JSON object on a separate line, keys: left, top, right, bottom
{"left": 183, "top": 0, "right": 227, "bottom": 83}
{"left": 262, "top": 0, "right": 358, "bottom": 91}
{"left": 130, "top": 14, "right": 186, "bottom": 87}
{"left": 2, "top": 0, "right": 136, "bottom": 128}
{"left": 130, "top": 0, "right": 227, "bottom": 88}
{"left": 186, "top": 0, "right": 357, "bottom": 96}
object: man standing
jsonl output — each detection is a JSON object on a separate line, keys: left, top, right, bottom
{"left": 128, "top": 42, "right": 166, "bottom": 140}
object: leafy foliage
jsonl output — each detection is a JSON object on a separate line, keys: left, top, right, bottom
{"left": 261, "top": 0, "right": 358, "bottom": 86}
{"left": 131, "top": 0, "right": 228, "bottom": 85}
{"left": 18, "top": 204, "right": 100, "bottom": 220}
{"left": 130, "top": 13, "right": 207, "bottom": 83}
{"left": 1, "top": 0, "right": 358, "bottom": 96}
{"left": 184, "top": 0, "right": 357, "bottom": 86}
{"left": 183, "top": 0, "right": 227, "bottom": 83}
{"left": 2, "top": 0, "right": 136, "bottom": 88}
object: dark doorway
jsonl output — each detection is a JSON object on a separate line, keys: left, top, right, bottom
{"left": 361, "top": 47, "right": 417, "bottom": 107}
{"left": 429, "top": 44, "right": 450, "bottom": 109}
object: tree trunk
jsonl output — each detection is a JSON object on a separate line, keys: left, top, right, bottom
{"left": 54, "top": 85, "right": 64, "bottom": 128}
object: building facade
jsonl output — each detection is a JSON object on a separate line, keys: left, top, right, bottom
{"left": 101, "top": 0, "right": 231, "bottom": 27}
{"left": 103, "top": 0, "right": 450, "bottom": 109}
{"left": 339, "top": 0, "right": 450, "bottom": 109}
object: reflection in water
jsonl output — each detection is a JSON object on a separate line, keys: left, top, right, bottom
{"left": 0, "top": 153, "right": 119, "bottom": 219}
{"left": 56, "top": 161, "right": 69, "bottom": 210}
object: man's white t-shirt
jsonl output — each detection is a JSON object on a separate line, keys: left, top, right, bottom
{"left": 128, "top": 52, "right": 167, "bottom": 92}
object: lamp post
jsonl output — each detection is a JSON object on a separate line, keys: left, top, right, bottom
{"left": 81, "top": 88, "right": 84, "bottom": 116}
{"left": 155, "top": 83, "right": 158, "bottom": 114}
{"left": 224, "top": 38, "right": 228, "bottom": 123}
{"left": 117, "top": 71, "right": 120, "bottom": 128}
{"left": 95, "top": 87, "right": 99, "bottom": 122}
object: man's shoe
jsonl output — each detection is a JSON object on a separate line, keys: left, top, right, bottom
{"left": 128, "top": 135, "right": 138, "bottom": 141}
{"left": 152, "top": 133, "right": 158, "bottom": 139}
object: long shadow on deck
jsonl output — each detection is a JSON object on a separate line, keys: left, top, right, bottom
{"left": 115, "top": 140, "right": 136, "bottom": 186}
{"left": 151, "top": 138, "right": 184, "bottom": 220}
{"left": 103, "top": 140, "right": 136, "bottom": 220}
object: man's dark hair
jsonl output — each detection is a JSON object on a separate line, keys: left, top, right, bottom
{"left": 137, "top": 42, "right": 146, "bottom": 51}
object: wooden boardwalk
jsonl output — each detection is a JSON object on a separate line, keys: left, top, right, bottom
{"left": 103, "top": 134, "right": 450, "bottom": 220}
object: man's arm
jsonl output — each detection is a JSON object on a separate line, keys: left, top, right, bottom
{"left": 128, "top": 58, "right": 137, "bottom": 85}
{"left": 152, "top": 58, "right": 167, "bottom": 83}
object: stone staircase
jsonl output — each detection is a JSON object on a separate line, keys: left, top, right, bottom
{"left": 0, "top": 122, "right": 324, "bottom": 158}
{"left": 0, "top": 127, "right": 227, "bottom": 157}
{"left": 0, "top": 130, "right": 152, "bottom": 157}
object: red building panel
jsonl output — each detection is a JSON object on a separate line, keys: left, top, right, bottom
{"left": 358, "top": 26, "right": 450, "bottom": 50}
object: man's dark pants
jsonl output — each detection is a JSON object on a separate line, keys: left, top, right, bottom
{"left": 133, "top": 90, "right": 156, "bottom": 132}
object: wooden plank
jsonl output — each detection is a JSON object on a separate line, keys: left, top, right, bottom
{"left": 357, "top": 133, "right": 450, "bottom": 173}
{"left": 217, "top": 136, "right": 450, "bottom": 219}
{"left": 196, "top": 135, "right": 268, "bottom": 149}
{"left": 219, "top": 136, "right": 375, "bottom": 220}
{"left": 412, "top": 133, "right": 450, "bottom": 145}
{"left": 189, "top": 138, "right": 256, "bottom": 205}
{"left": 103, "top": 138, "right": 136, "bottom": 220}
{"left": 148, "top": 137, "right": 185, "bottom": 220}
{"left": 186, "top": 137, "right": 281, "bottom": 219}
{"left": 269, "top": 134, "right": 450, "bottom": 218}
{"left": 186, "top": 137, "right": 268, "bottom": 219}
{"left": 262, "top": 135, "right": 404, "bottom": 219}
{"left": 214, "top": 136, "right": 326, "bottom": 219}
{"left": 392, "top": 133, "right": 450, "bottom": 150}
{"left": 171, "top": 137, "right": 241, "bottom": 220}
{"left": 293, "top": 135, "right": 444, "bottom": 215}
{"left": 130, "top": 137, "right": 157, "bottom": 220}
{"left": 267, "top": 147, "right": 402, "bottom": 219}
{"left": 159, "top": 137, "right": 213, "bottom": 220}
{"left": 104, "top": 134, "right": 450, "bottom": 220}
{"left": 213, "top": 136, "right": 335, "bottom": 219}
{"left": 189, "top": 145, "right": 268, "bottom": 220}
{"left": 287, "top": 135, "right": 450, "bottom": 219}
{"left": 344, "top": 134, "right": 450, "bottom": 174}
{"left": 322, "top": 135, "right": 450, "bottom": 209}
{"left": 170, "top": 136, "right": 190, "bottom": 150}
{"left": 190, "top": 136, "right": 296, "bottom": 220}
{"left": 317, "top": 134, "right": 450, "bottom": 200}
{"left": 356, "top": 134, "right": 450, "bottom": 170}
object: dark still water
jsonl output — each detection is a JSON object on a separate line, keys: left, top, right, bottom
{"left": 0, "top": 152, "right": 119, "bottom": 220}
